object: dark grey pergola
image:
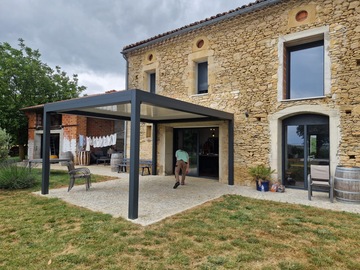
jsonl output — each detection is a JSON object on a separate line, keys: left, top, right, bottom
{"left": 41, "top": 89, "right": 234, "bottom": 220}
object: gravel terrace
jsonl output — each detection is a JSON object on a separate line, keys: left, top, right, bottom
{"left": 34, "top": 164, "right": 360, "bottom": 226}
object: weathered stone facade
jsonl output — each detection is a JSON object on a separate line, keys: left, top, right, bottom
{"left": 123, "top": 0, "right": 359, "bottom": 185}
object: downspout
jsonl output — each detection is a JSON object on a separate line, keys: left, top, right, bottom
{"left": 121, "top": 52, "right": 129, "bottom": 158}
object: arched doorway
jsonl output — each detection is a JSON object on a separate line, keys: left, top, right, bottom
{"left": 282, "top": 114, "right": 329, "bottom": 189}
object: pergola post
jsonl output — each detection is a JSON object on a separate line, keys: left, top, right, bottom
{"left": 41, "top": 110, "right": 51, "bottom": 194}
{"left": 228, "top": 119, "right": 234, "bottom": 185}
{"left": 128, "top": 93, "right": 141, "bottom": 219}
{"left": 152, "top": 123, "right": 157, "bottom": 175}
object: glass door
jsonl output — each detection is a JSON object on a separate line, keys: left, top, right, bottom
{"left": 284, "top": 125, "right": 305, "bottom": 188}
{"left": 174, "top": 129, "right": 199, "bottom": 176}
{"left": 283, "top": 115, "right": 329, "bottom": 189}
{"left": 307, "top": 125, "right": 329, "bottom": 166}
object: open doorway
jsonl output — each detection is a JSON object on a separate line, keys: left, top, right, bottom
{"left": 174, "top": 127, "right": 219, "bottom": 178}
{"left": 38, "top": 133, "right": 60, "bottom": 158}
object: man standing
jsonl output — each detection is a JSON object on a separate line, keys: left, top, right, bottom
{"left": 173, "top": 148, "right": 190, "bottom": 189}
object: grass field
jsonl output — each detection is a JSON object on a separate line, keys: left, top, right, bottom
{"left": 0, "top": 169, "right": 359, "bottom": 269}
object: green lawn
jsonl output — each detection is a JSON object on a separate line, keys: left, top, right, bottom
{"left": 0, "top": 170, "right": 359, "bottom": 269}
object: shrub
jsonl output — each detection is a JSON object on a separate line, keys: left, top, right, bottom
{"left": 248, "top": 164, "right": 275, "bottom": 184}
{"left": 0, "top": 128, "right": 11, "bottom": 162}
{"left": 0, "top": 162, "right": 35, "bottom": 189}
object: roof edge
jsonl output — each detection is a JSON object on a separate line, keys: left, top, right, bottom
{"left": 122, "top": 0, "right": 283, "bottom": 54}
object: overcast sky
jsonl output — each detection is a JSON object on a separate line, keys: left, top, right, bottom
{"left": 1, "top": 0, "right": 252, "bottom": 95}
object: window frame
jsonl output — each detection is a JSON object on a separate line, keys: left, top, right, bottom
{"left": 197, "top": 61, "right": 208, "bottom": 94}
{"left": 149, "top": 72, "right": 156, "bottom": 94}
{"left": 278, "top": 26, "right": 330, "bottom": 101}
{"left": 285, "top": 39, "right": 324, "bottom": 99}
{"left": 36, "top": 113, "right": 43, "bottom": 127}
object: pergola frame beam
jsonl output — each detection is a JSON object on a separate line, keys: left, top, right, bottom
{"left": 41, "top": 89, "right": 234, "bottom": 220}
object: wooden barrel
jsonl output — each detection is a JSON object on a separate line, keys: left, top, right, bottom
{"left": 334, "top": 166, "right": 360, "bottom": 204}
{"left": 111, "top": 152, "right": 123, "bottom": 172}
{"left": 78, "top": 151, "right": 90, "bottom": 166}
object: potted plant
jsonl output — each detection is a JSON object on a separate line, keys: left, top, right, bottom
{"left": 248, "top": 164, "right": 275, "bottom": 191}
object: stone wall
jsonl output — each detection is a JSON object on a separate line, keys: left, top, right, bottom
{"left": 125, "top": 0, "right": 360, "bottom": 184}
{"left": 124, "top": 122, "right": 153, "bottom": 159}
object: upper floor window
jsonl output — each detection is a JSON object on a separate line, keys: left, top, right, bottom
{"left": 286, "top": 40, "right": 324, "bottom": 99}
{"left": 36, "top": 113, "right": 43, "bottom": 127}
{"left": 149, "top": 72, "right": 156, "bottom": 93}
{"left": 51, "top": 114, "right": 62, "bottom": 127}
{"left": 197, "top": 61, "right": 208, "bottom": 94}
{"left": 278, "top": 26, "right": 330, "bottom": 101}
{"left": 35, "top": 113, "right": 62, "bottom": 128}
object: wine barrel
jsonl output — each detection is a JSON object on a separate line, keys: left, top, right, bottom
{"left": 111, "top": 152, "right": 123, "bottom": 172}
{"left": 334, "top": 166, "right": 360, "bottom": 204}
{"left": 78, "top": 151, "right": 90, "bottom": 166}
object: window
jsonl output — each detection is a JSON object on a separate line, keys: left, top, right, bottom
{"left": 197, "top": 61, "right": 208, "bottom": 94}
{"left": 35, "top": 113, "right": 62, "bottom": 128}
{"left": 188, "top": 41, "right": 213, "bottom": 96}
{"left": 51, "top": 114, "right": 62, "bottom": 127}
{"left": 286, "top": 40, "right": 324, "bottom": 99}
{"left": 36, "top": 113, "right": 43, "bottom": 127}
{"left": 278, "top": 26, "right": 330, "bottom": 101}
{"left": 149, "top": 72, "right": 156, "bottom": 93}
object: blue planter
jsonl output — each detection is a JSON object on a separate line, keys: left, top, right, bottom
{"left": 256, "top": 181, "right": 270, "bottom": 192}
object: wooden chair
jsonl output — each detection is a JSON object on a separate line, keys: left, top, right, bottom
{"left": 308, "top": 165, "right": 333, "bottom": 203}
{"left": 65, "top": 161, "right": 91, "bottom": 191}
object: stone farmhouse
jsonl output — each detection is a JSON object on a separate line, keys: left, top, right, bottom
{"left": 24, "top": 0, "right": 359, "bottom": 192}
{"left": 121, "top": 0, "right": 360, "bottom": 188}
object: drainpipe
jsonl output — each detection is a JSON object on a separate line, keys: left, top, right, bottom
{"left": 121, "top": 52, "right": 129, "bottom": 158}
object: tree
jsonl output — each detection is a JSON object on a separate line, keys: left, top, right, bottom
{"left": 0, "top": 128, "right": 11, "bottom": 162}
{"left": 0, "top": 38, "right": 86, "bottom": 159}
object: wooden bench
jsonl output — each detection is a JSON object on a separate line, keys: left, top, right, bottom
{"left": 96, "top": 156, "right": 110, "bottom": 165}
{"left": 118, "top": 158, "right": 152, "bottom": 176}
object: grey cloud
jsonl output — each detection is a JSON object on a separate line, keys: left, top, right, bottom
{"left": 1, "top": 0, "right": 250, "bottom": 93}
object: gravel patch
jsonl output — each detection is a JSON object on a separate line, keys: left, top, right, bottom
{"left": 35, "top": 171, "right": 360, "bottom": 226}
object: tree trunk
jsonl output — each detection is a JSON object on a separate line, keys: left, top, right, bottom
{"left": 19, "top": 144, "right": 25, "bottom": 161}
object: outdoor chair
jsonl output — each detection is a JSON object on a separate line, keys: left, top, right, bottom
{"left": 65, "top": 161, "right": 91, "bottom": 191}
{"left": 308, "top": 164, "right": 333, "bottom": 203}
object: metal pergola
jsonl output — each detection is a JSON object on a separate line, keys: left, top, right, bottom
{"left": 41, "top": 89, "right": 234, "bottom": 220}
